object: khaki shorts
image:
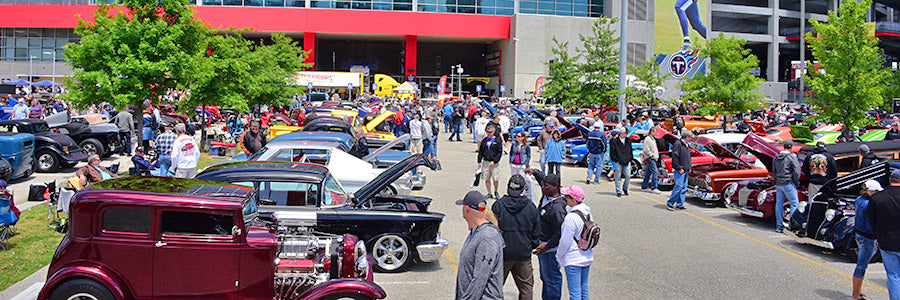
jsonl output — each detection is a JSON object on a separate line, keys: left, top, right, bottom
{"left": 410, "top": 138, "right": 423, "bottom": 149}
{"left": 483, "top": 162, "right": 501, "bottom": 182}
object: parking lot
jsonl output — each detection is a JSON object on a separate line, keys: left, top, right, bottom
{"left": 377, "top": 138, "right": 890, "bottom": 299}
{"left": 0, "top": 136, "right": 892, "bottom": 299}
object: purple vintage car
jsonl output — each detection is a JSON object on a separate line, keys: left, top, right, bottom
{"left": 37, "top": 176, "right": 386, "bottom": 300}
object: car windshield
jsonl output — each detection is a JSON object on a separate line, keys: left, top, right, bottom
{"left": 242, "top": 189, "right": 258, "bottom": 223}
{"left": 32, "top": 123, "right": 49, "bottom": 132}
{"left": 247, "top": 147, "right": 268, "bottom": 161}
{"left": 322, "top": 175, "right": 349, "bottom": 207}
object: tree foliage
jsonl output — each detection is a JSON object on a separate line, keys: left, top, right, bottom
{"left": 806, "top": 0, "right": 887, "bottom": 129}
{"left": 544, "top": 38, "right": 581, "bottom": 107}
{"left": 242, "top": 34, "right": 310, "bottom": 108}
{"left": 680, "top": 33, "right": 763, "bottom": 117}
{"left": 576, "top": 17, "right": 620, "bottom": 106}
{"left": 63, "top": 0, "right": 209, "bottom": 112}
{"left": 625, "top": 62, "right": 665, "bottom": 107}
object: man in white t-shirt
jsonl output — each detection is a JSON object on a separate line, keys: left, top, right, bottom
{"left": 170, "top": 123, "right": 200, "bottom": 178}
{"left": 498, "top": 111, "right": 511, "bottom": 145}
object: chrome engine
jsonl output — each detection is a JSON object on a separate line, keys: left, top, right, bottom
{"left": 270, "top": 211, "right": 348, "bottom": 300}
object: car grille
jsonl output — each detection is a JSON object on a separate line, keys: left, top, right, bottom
{"left": 688, "top": 176, "right": 708, "bottom": 190}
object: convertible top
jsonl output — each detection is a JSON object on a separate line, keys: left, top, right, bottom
{"left": 800, "top": 140, "right": 900, "bottom": 157}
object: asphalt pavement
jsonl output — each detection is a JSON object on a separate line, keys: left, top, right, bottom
{"left": 2, "top": 133, "right": 892, "bottom": 299}
{"left": 377, "top": 134, "right": 890, "bottom": 299}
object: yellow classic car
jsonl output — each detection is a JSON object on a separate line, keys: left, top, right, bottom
{"left": 267, "top": 109, "right": 365, "bottom": 140}
{"left": 363, "top": 111, "right": 398, "bottom": 141}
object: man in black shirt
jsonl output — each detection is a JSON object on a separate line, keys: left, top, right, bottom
{"left": 865, "top": 170, "right": 900, "bottom": 298}
{"left": 477, "top": 126, "right": 504, "bottom": 199}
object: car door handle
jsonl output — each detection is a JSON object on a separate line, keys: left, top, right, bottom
{"left": 155, "top": 241, "right": 167, "bottom": 248}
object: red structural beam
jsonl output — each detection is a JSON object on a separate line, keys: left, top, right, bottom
{"left": 0, "top": 5, "right": 510, "bottom": 39}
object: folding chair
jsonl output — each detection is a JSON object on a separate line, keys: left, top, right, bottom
{"left": 0, "top": 195, "right": 18, "bottom": 250}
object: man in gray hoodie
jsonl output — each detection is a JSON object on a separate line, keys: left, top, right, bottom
{"left": 774, "top": 139, "right": 801, "bottom": 233}
{"left": 492, "top": 175, "right": 540, "bottom": 300}
{"left": 456, "top": 190, "right": 504, "bottom": 300}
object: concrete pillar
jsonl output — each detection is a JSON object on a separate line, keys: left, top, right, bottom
{"left": 304, "top": 32, "right": 316, "bottom": 70}
{"left": 405, "top": 35, "right": 417, "bottom": 78}
{"left": 768, "top": 0, "right": 779, "bottom": 82}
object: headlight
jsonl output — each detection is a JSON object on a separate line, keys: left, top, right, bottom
{"left": 756, "top": 192, "right": 767, "bottom": 205}
{"left": 703, "top": 174, "right": 712, "bottom": 184}
{"left": 798, "top": 201, "right": 807, "bottom": 214}
{"left": 355, "top": 240, "right": 367, "bottom": 259}
{"left": 825, "top": 209, "right": 837, "bottom": 222}
{"left": 355, "top": 256, "right": 368, "bottom": 275}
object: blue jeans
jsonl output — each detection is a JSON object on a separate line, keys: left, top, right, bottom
{"left": 432, "top": 136, "right": 438, "bottom": 156}
{"left": 641, "top": 158, "right": 658, "bottom": 190}
{"left": 443, "top": 115, "right": 452, "bottom": 133}
{"left": 614, "top": 162, "right": 630, "bottom": 194}
{"left": 537, "top": 251, "right": 563, "bottom": 300}
{"left": 774, "top": 184, "right": 799, "bottom": 231}
{"left": 854, "top": 233, "right": 878, "bottom": 278}
{"left": 667, "top": 170, "right": 688, "bottom": 208}
{"left": 564, "top": 265, "right": 590, "bottom": 300}
{"left": 881, "top": 249, "right": 900, "bottom": 300}
{"left": 539, "top": 150, "right": 548, "bottom": 174}
{"left": 156, "top": 155, "right": 172, "bottom": 177}
{"left": 587, "top": 153, "right": 604, "bottom": 182}
{"left": 449, "top": 121, "right": 462, "bottom": 141}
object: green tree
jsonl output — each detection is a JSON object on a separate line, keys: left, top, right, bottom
{"left": 577, "top": 17, "right": 620, "bottom": 107}
{"left": 625, "top": 61, "right": 665, "bottom": 107}
{"left": 544, "top": 38, "right": 581, "bottom": 106}
{"left": 680, "top": 33, "right": 764, "bottom": 122}
{"left": 806, "top": 0, "right": 887, "bottom": 129}
{"left": 242, "top": 34, "right": 310, "bottom": 108}
{"left": 63, "top": 0, "right": 210, "bottom": 146}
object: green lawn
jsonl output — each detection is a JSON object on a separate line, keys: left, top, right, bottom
{"left": 0, "top": 205, "right": 65, "bottom": 290}
{"left": 197, "top": 153, "right": 221, "bottom": 170}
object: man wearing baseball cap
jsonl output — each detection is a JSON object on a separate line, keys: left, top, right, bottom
{"left": 586, "top": 121, "right": 608, "bottom": 184}
{"left": 866, "top": 170, "right": 900, "bottom": 298}
{"left": 852, "top": 180, "right": 883, "bottom": 300}
{"left": 524, "top": 168, "right": 567, "bottom": 300}
{"left": 455, "top": 190, "right": 503, "bottom": 300}
{"left": 491, "top": 175, "right": 540, "bottom": 299}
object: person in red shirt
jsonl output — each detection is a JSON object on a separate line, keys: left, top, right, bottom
{"left": 467, "top": 102, "right": 477, "bottom": 133}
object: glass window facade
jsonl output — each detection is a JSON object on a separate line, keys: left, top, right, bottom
{"left": 1, "top": 28, "right": 74, "bottom": 62}
{"left": 2, "top": 0, "right": 603, "bottom": 18}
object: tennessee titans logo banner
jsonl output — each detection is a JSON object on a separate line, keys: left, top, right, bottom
{"left": 656, "top": 51, "right": 706, "bottom": 78}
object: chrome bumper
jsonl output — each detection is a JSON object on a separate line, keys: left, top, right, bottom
{"left": 416, "top": 233, "right": 449, "bottom": 263}
{"left": 687, "top": 188, "right": 720, "bottom": 201}
{"left": 783, "top": 230, "right": 835, "bottom": 249}
{"left": 658, "top": 176, "right": 674, "bottom": 186}
{"left": 725, "top": 203, "right": 764, "bottom": 218}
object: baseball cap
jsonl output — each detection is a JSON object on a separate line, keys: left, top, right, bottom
{"left": 546, "top": 121, "right": 557, "bottom": 127}
{"left": 455, "top": 190, "right": 486, "bottom": 211}
{"left": 507, "top": 175, "right": 526, "bottom": 197}
{"left": 561, "top": 185, "right": 585, "bottom": 202}
{"left": 0, "top": 180, "right": 7, "bottom": 188}
{"left": 610, "top": 130, "right": 620, "bottom": 136}
{"left": 891, "top": 170, "right": 900, "bottom": 183}
{"left": 783, "top": 140, "right": 794, "bottom": 150}
{"left": 860, "top": 144, "right": 870, "bottom": 153}
{"left": 863, "top": 180, "right": 884, "bottom": 192}
{"left": 593, "top": 121, "right": 603, "bottom": 129}
{"left": 544, "top": 174, "right": 561, "bottom": 187}
{"left": 816, "top": 141, "right": 826, "bottom": 150}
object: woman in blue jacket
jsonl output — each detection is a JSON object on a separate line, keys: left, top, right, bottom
{"left": 546, "top": 130, "right": 565, "bottom": 176}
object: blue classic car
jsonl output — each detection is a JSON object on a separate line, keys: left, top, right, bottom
{"left": 0, "top": 119, "right": 87, "bottom": 173}
{"left": 564, "top": 128, "right": 646, "bottom": 178}
{"left": 0, "top": 132, "right": 34, "bottom": 181}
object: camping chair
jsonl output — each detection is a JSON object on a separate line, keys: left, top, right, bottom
{"left": 0, "top": 194, "right": 19, "bottom": 250}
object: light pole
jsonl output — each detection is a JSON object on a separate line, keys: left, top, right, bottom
{"left": 43, "top": 50, "right": 56, "bottom": 93}
{"left": 452, "top": 64, "right": 464, "bottom": 99}
{"left": 616, "top": 0, "right": 628, "bottom": 122}
{"left": 28, "top": 55, "right": 37, "bottom": 93}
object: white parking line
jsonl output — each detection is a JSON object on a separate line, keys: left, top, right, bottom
{"left": 10, "top": 282, "right": 43, "bottom": 300}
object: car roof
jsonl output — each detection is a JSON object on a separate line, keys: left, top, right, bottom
{"left": 270, "top": 131, "right": 353, "bottom": 143}
{"left": 196, "top": 161, "right": 329, "bottom": 182}
{"left": 78, "top": 177, "right": 252, "bottom": 207}
{"left": 264, "top": 140, "right": 340, "bottom": 150}
{"left": 0, "top": 119, "right": 47, "bottom": 126}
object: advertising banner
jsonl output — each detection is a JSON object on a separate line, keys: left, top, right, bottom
{"left": 654, "top": 0, "right": 709, "bottom": 78}
{"left": 438, "top": 75, "right": 448, "bottom": 95}
{"left": 534, "top": 77, "right": 545, "bottom": 97}
{"left": 292, "top": 72, "right": 364, "bottom": 92}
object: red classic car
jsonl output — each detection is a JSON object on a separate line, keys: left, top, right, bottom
{"left": 651, "top": 130, "right": 758, "bottom": 188}
{"left": 686, "top": 136, "right": 772, "bottom": 203}
{"left": 722, "top": 134, "right": 806, "bottom": 218}
{"left": 38, "top": 177, "right": 386, "bottom": 300}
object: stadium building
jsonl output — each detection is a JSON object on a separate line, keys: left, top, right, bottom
{"left": 0, "top": 0, "right": 897, "bottom": 101}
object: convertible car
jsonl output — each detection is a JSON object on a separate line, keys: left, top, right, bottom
{"left": 194, "top": 154, "right": 447, "bottom": 273}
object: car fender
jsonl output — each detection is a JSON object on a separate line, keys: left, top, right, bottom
{"left": 296, "top": 278, "right": 386, "bottom": 300}
{"left": 38, "top": 265, "right": 132, "bottom": 300}
{"left": 831, "top": 216, "right": 856, "bottom": 245}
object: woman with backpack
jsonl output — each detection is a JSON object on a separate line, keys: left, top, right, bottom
{"left": 557, "top": 185, "right": 594, "bottom": 300}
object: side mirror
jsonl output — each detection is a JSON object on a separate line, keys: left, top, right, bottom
{"left": 259, "top": 198, "right": 276, "bottom": 206}
{"left": 231, "top": 225, "right": 242, "bottom": 237}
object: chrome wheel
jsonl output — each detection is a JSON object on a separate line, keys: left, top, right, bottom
{"left": 67, "top": 293, "right": 99, "bottom": 300}
{"left": 81, "top": 143, "right": 98, "bottom": 156}
{"left": 372, "top": 235, "right": 409, "bottom": 272}
{"left": 38, "top": 153, "right": 56, "bottom": 171}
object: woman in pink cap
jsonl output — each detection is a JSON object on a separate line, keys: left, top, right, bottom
{"left": 556, "top": 185, "right": 593, "bottom": 300}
